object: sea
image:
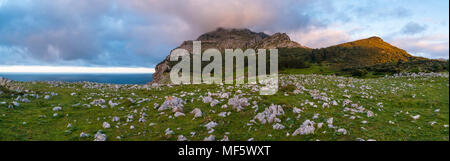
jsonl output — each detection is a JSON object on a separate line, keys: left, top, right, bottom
{"left": 0, "top": 73, "right": 153, "bottom": 85}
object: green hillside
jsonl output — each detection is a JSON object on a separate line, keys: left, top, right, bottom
{"left": 159, "top": 36, "right": 448, "bottom": 81}
{"left": 311, "top": 37, "right": 413, "bottom": 68}
{"left": 277, "top": 37, "right": 448, "bottom": 77}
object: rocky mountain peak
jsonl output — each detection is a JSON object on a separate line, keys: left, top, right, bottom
{"left": 255, "top": 32, "right": 307, "bottom": 49}
{"left": 270, "top": 33, "right": 291, "bottom": 40}
{"left": 175, "top": 28, "right": 305, "bottom": 53}
{"left": 197, "top": 27, "right": 269, "bottom": 41}
{"left": 367, "top": 36, "right": 383, "bottom": 41}
{"left": 150, "top": 28, "right": 307, "bottom": 84}
{"left": 191, "top": 27, "right": 271, "bottom": 50}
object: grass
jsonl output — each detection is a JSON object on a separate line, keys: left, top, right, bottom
{"left": 0, "top": 73, "right": 448, "bottom": 141}
{"left": 279, "top": 64, "right": 336, "bottom": 75}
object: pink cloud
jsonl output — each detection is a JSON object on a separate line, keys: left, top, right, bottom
{"left": 120, "top": 0, "right": 322, "bottom": 40}
{"left": 391, "top": 34, "right": 449, "bottom": 58}
{"left": 289, "top": 27, "right": 352, "bottom": 48}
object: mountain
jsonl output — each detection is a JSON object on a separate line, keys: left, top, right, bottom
{"left": 254, "top": 33, "right": 307, "bottom": 49}
{"left": 150, "top": 28, "right": 439, "bottom": 84}
{"left": 151, "top": 28, "right": 307, "bottom": 83}
{"left": 312, "top": 36, "right": 415, "bottom": 68}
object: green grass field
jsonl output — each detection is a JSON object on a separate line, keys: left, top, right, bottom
{"left": 0, "top": 73, "right": 448, "bottom": 141}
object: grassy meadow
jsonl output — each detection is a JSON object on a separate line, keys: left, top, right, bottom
{"left": 0, "top": 72, "right": 448, "bottom": 141}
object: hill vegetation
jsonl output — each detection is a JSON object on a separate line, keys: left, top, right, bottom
{"left": 151, "top": 28, "right": 449, "bottom": 83}
{"left": 275, "top": 37, "right": 448, "bottom": 77}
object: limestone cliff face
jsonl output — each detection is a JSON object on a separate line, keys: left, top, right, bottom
{"left": 254, "top": 33, "right": 307, "bottom": 49}
{"left": 150, "top": 28, "right": 306, "bottom": 84}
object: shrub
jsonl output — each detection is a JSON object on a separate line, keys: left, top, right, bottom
{"left": 351, "top": 69, "right": 368, "bottom": 77}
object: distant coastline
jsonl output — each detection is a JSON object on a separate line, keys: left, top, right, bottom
{"left": 0, "top": 73, "right": 153, "bottom": 85}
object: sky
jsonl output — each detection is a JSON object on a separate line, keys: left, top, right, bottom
{"left": 0, "top": 0, "right": 448, "bottom": 72}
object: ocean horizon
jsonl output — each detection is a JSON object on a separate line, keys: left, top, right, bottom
{"left": 0, "top": 73, "right": 153, "bottom": 85}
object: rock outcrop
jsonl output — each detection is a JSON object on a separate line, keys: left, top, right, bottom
{"left": 149, "top": 28, "right": 421, "bottom": 84}
{"left": 150, "top": 28, "right": 306, "bottom": 84}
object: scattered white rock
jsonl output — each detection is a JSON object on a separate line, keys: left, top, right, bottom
{"left": 429, "top": 121, "right": 437, "bottom": 126}
{"left": 204, "top": 121, "right": 218, "bottom": 130}
{"left": 174, "top": 112, "right": 185, "bottom": 117}
{"left": 94, "top": 131, "right": 107, "bottom": 141}
{"left": 202, "top": 96, "right": 213, "bottom": 104}
{"left": 327, "top": 117, "right": 334, "bottom": 127}
{"left": 317, "top": 123, "right": 323, "bottom": 129}
{"left": 12, "top": 101, "right": 20, "bottom": 107}
{"left": 108, "top": 100, "right": 119, "bottom": 108}
{"left": 227, "top": 96, "right": 249, "bottom": 112}
{"left": 190, "top": 108, "right": 202, "bottom": 119}
{"left": 367, "top": 111, "right": 374, "bottom": 117}
{"left": 292, "top": 120, "right": 315, "bottom": 136}
{"left": 254, "top": 104, "right": 284, "bottom": 124}
{"left": 204, "top": 135, "right": 215, "bottom": 141}
{"left": 80, "top": 132, "right": 89, "bottom": 138}
{"left": 52, "top": 106, "right": 62, "bottom": 111}
{"left": 158, "top": 96, "right": 184, "bottom": 113}
{"left": 312, "top": 113, "right": 319, "bottom": 119}
{"left": 102, "top": 122, "right": 111, "bottom": 129}
{"left": 218, "top": 112, "right": 229, "bottom": 117}
{"left": 272, "top": 123, "right": 285, "bottom": 130}
{"left": 165, "top": 128, "right": 174, "bottom": 135}
{"left": 90, "top": 99, "right": 106, "bottom": 105}
{"left": 293, "top": 107, "right": 302, "bottom": 114}
{"left": 138, "top": 117, "right": 146, "bottom": 123}
{"left": 221, "top": 135, "right": 229, "bottom": 141}
{"left": 112, "top": 116, "right": 120, "bottom": 122}
{"left": 337, "top": 128, "right": 348, "bottom": 135}
{"left": 177, "top": 135, "right": 188, "bottom": 141}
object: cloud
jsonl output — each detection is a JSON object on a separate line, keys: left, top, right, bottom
{"left": 0, "top": 65, "right": 154, "bottom": 73}
{"left": 289, "top": 27, "right": 352, "bottom": 48}
{"left": 346, "top": 1, "right": 412, "bottom": 20}
{"left": 0, "top": 45, "right": 35, "bottom": 65}
{"left": 1, "top": 0, "right": 177, "bottom": 66}
{"left": 0, "top": 0, "right": 448, "bottom": 67}
{"left": 0, "top": 0, "right": 111, "bottom": 64}
{"left": 1, "top": 0, "right": 332, "bottom": 67}
{"left": 122, "top": 0, "right": 328, "bottom": 37}
{"left": 391, "top": 34, "right": 449, "bottom": 59}
{"left": 401, "top": 22, "right": 427, "bottom": 35}
{"left": 0, "top": 0, "right": 7, "bottom": 7}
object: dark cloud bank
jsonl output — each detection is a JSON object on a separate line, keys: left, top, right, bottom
{"left": 0, "top": 0, "right": 447, "bottom": 67}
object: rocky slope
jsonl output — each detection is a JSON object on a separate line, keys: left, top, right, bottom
{"left": 313, "top": 36, "right": 415, "bottom": 67}
{"left": 150, "top": 28, "right": 422, "bottom": 84}
{"left": 150, "top": 28, "right": 306, "bottom": 84}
